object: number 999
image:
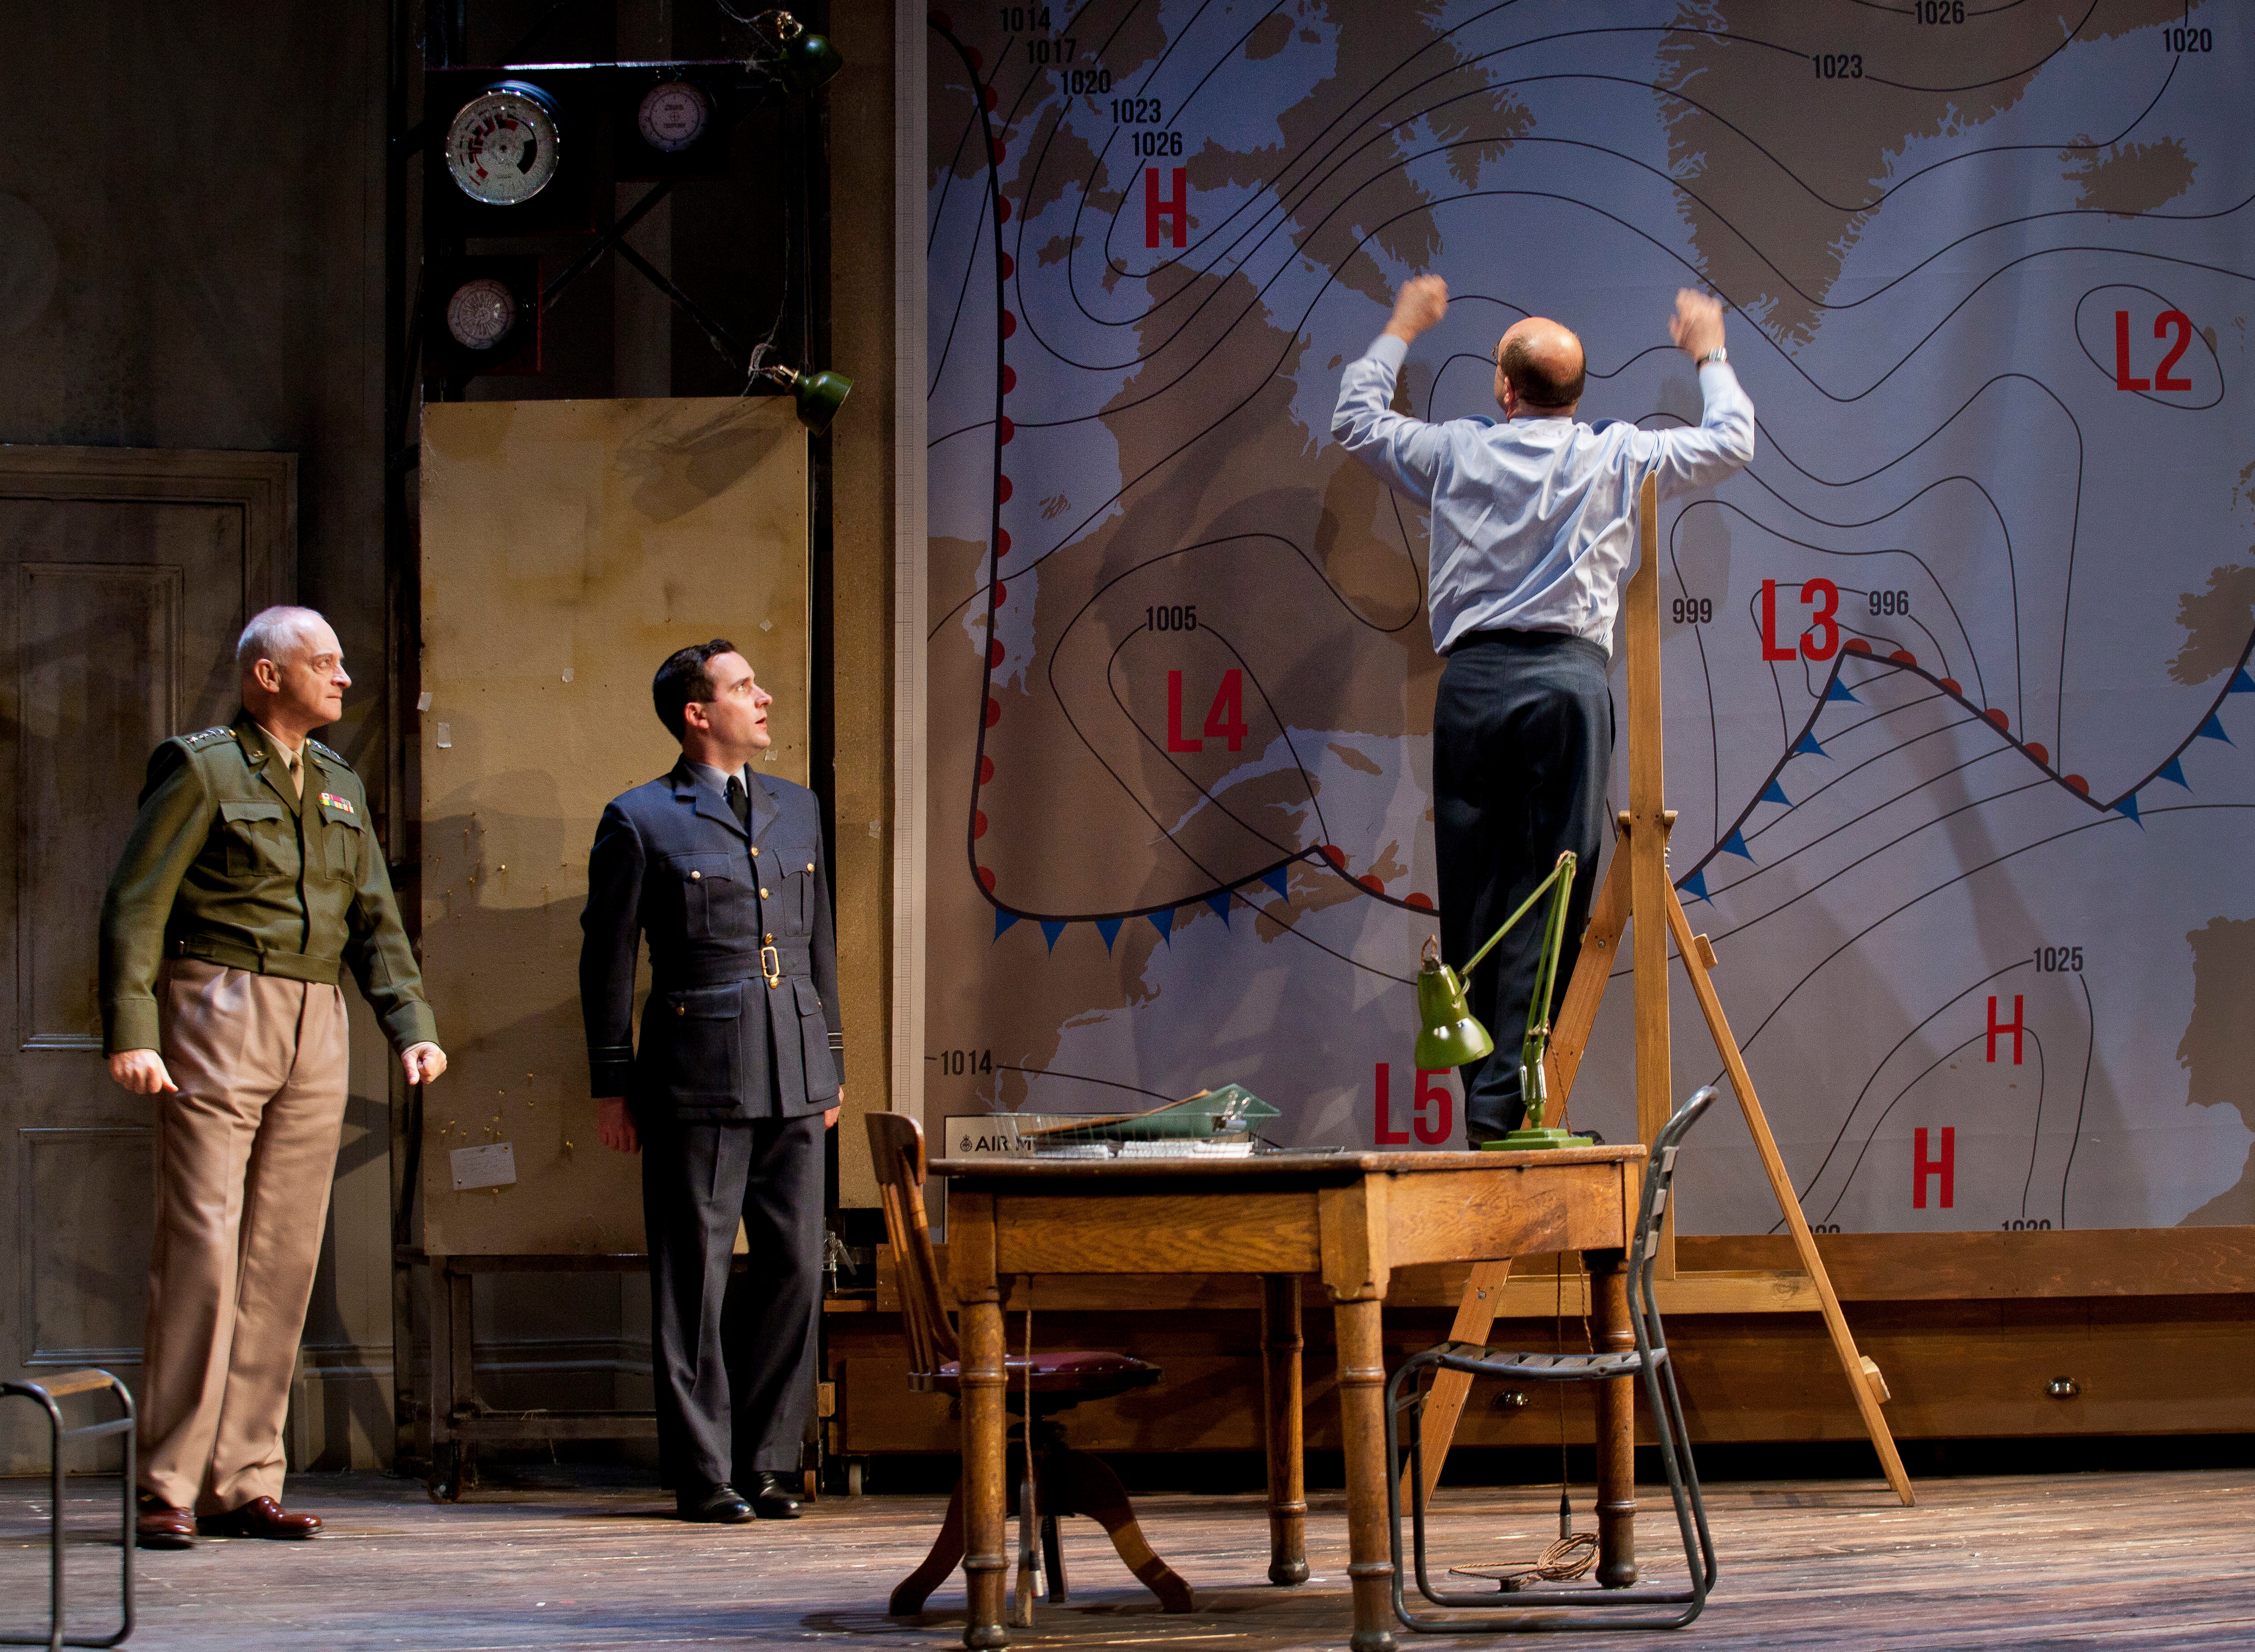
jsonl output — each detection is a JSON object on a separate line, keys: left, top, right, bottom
{"left": 1671, "top": 597, "right": 1713, "bottom": 626}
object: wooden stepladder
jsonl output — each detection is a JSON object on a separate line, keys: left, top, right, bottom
{"left": 1415, "top": 476, "right": 1914, "bottom": 1507}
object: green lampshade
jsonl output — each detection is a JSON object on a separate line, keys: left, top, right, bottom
{"left": 1413, "top": 952, "right": 1493, "bottom": 1072}
{"left": 791, "top": 368, "right": 852, "bottom": 434}
{"left": 778, "top": 30, "right": 845, "bottom": 94}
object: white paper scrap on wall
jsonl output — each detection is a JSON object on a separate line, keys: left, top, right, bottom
{"left": 435, "top": 722, "right": 452, "bottom": 749}
{"left": 451, "top": 1142, "right": 516, "bottom": 1191}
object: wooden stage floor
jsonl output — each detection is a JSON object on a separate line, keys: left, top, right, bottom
{"left": 4, "top": 1468, "right": 2250, "bottom": 1649}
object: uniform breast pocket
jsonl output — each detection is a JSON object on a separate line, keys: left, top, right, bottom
{"left": 321, "top": 813, "right": 364, "bottom": 882}
{"left": 218, "top": 799, "right": 291, "bottom": 877}
{"left": 645, "top": 981, "right": 743, "bottom": 1105}
{"left": 769, "top": 843, "right": 818, "bottom": 933}
{"left": 670, "top": 853, "right": 745, "bottom": 938}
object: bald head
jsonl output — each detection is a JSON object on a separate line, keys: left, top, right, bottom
{"left": 1493, "top": 317, "right": 1586, "bottom": 417}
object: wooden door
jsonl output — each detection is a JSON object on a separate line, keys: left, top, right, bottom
{"left": 0, "top": 448, "right": 292, "bottom": 1470}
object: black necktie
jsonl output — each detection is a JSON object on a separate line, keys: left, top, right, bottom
{"left": 725, "top": 772, "right": 752, "bottom": 831}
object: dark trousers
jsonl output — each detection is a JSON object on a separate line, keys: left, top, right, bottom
{"left": 640, "top": 1113, "right": 824, "bottom": 1490}
{"left": 1433, "top": 630, "right": 1613, "bottom": 1141}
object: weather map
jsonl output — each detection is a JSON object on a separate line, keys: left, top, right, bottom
{"left": 921, "top": 0, "right": 2252, "bottom": 1234}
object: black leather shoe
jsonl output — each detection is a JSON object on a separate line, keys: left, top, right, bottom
{"left": 747, "top": 1469, "right": 802, "bottom": 1520}
{"left": 677, "top": 1483, "right": 754, "bottom": 1523}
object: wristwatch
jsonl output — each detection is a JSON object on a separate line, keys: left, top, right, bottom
{"left": 1700, "top": 347, "right": 1728, "bottom": 366}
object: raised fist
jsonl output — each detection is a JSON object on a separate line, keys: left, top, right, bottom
{"left": 1669, "top": 289, "right": 1727, "bottom": 361}
{"left": 1386, "top": 274, "right": 1449, "bottom": 342}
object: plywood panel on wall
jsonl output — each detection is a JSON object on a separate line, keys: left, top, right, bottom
{"left": 418, "top": 397, "right": 807, "bottom": 1255}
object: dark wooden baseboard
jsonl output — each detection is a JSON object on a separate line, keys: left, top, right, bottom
{"left": 826, "top": 1233, "right": 2255, "bottom": 1456}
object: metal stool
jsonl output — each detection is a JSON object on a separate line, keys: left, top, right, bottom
{"left": 1385, "top": 1088, "right": 1721, "bottom": 1633}
{"left": 1, "top": 1369, "right": 135, "bottom": 1650}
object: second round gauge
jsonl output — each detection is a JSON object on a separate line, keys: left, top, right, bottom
{"left": 638, "top": 81, "right": 712, "bottom": 153}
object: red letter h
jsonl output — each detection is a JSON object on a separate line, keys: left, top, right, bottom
{"left": 1913, "top": 1126, "right": 1954, "bottom": 1210}
{"left": 1986, "top": 994, "right": 2024, "bottom": 1065}
{"left": 1145, "top": 167, "right": 1187, "bottom": 249}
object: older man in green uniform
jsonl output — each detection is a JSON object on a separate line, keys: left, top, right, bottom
{"left": 99, "top": 605, "right": 446, "bottom": 1550}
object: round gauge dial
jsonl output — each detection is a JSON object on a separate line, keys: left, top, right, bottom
{"left": 638, "top": 81, "right": 712, "bottom": 153}
{"left": 445, "top": 82, "right": 562, "bottom": 205}
{"left": 444, "top": 279, "right": 518, "bottom": 350}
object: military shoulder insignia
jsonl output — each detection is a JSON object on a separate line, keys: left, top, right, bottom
{"left": 307, "top": 738, "right": 345, "bottom": 763}
{"left": 180, "top": 727, "right": 237, "bottom": 749}
{"left": 319, "top": 792, "right": 356, "bottom": 815}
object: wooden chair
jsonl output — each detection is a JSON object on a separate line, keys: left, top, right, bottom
{"left": 866, "top": 1113, "right": 1193, "bottom": 1617}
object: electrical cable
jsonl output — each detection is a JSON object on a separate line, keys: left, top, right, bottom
{"left": 1448, "top": 1261, "right": 1599, "bottom": 1592}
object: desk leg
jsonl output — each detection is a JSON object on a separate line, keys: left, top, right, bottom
{"left": 1586, "top": 1246, "right": 1638, "bottom": 1588}
{"left": 1332, "top": 1293, "right": 1395, "bottom": 1652}
{"left": 1259, "top": 1274, "right": 1307, "bottom": 1586}
{"left": 960, "top": 1288, "right": 1010, "bottom": 1649}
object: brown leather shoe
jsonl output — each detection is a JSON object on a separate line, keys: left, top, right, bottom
{"left": 136, "top": 1493, "right": 195, "bottom": 1550}
{"left": 197, "top": 1496, "right": 323, "bottom": 1540}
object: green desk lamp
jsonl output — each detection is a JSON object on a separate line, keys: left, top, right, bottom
{"left": 1413, "top": 850, "right": 1591, "bottom": 1150}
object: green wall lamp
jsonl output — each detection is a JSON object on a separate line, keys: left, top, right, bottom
{"left": 754, "top": 11, "right": 846, "bottom": 95}
{"left": 1413, "top": 850, "right": 1591, "bottom": 1150}
{"left": 754, "top": 362, "right": 854, "bottom": 434}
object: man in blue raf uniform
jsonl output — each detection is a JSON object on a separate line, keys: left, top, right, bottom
{"left": 580, "top": 640, "right": 843, "bottom": 1523}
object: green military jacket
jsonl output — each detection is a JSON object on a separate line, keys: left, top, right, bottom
{"left": 99, "top": 711, "right": 438, "bottom": 1056}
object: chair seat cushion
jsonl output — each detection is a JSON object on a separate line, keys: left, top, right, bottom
{"left": 932, "top": 1349, "right": 1161, "bottom": 1398}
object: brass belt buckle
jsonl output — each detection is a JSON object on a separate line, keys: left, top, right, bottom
{"left": 761, "top": 945, "right": 782, "bottom": 988}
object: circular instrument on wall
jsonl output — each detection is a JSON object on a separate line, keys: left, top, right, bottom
{"left": 637, "top": 80, "right": 712, "bottom": 153}
{"left": 444, "top": 82, "right": 562, "bottom": 205}
{"left": 444, "top": 278, "right": 519, "bottom": 350}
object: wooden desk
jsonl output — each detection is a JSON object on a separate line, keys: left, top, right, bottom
{"left": 936, "top": 1145, "right": 1647, "bottom": 1652}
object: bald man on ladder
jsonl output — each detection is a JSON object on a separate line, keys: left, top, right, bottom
{"left": 1332, "top": 281, "right": 1756, "bottom": 1146}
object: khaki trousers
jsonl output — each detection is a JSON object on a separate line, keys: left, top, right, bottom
{"left": 140, "top": 960, "right": 348, "bottom": 1512}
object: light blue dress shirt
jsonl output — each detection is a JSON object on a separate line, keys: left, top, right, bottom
{"left": 1331, "top": 332, "right": 1756, "bottom": 655}
{"left": 685, "top": 758, "right": 751, "bottom": 803}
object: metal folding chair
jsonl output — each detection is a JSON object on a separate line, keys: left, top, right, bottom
{"left": 1, "top": 1368, "right": 135, "bottom": 1650}
{"left": 1385, "top": 1086, "right": 1721, "bottom": 1632}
